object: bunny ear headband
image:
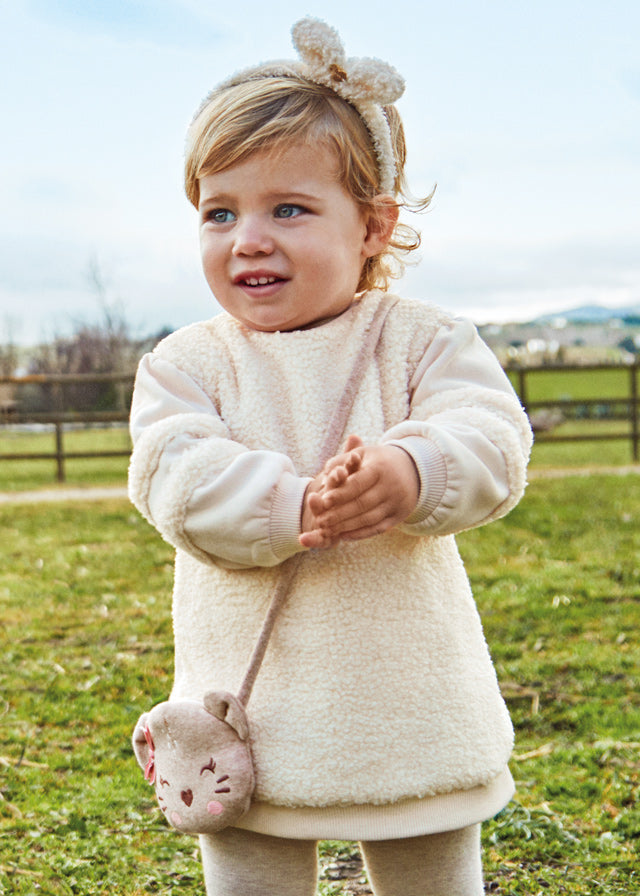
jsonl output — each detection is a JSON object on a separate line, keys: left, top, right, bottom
{"left": 199, "top": 17, "right": 405, "bottom": 193}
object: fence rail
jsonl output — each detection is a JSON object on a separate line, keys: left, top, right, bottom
{"left": 508, "top": 361, "right": 639, "bottom": 461}
{"left": 1, "top": 361, "right": 638, "bottom": 482}
{"left": 0, "top": 372, "right": 134, "bottom": 482}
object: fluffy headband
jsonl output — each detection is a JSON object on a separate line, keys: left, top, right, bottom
{"left": 198, "top": 17, "right": 405, "bottom": 193}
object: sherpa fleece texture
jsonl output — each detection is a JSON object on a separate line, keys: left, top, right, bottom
{"left": 128, "top": 291, "right": 532, "bottom": 813}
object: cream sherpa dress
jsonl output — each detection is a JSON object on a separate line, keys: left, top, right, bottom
{"left": 129, "top": 291, "right": 533, "bottom": 840}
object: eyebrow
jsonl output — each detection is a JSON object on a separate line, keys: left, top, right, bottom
{"left": 198, "top": 193, "right": 233, "bottom": 212}
{"left": 199, "top": 189, "right": 323, "bottom": 210}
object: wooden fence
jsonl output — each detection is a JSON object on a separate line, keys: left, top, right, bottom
{"left": 0, "top": 373, "right": 134, "bottom": 482}
{"left": 0, "top": 361, "right": 638, "bottom": 482}
{"left": 508, "top": 361, "right": 639, "bottom": 461}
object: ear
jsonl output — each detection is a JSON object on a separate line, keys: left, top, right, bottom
{"left": 132, "top": 713, "right": 152, "bottom": 773}
{"left": 363, "top": 195, "right": 400, "bottom": 259}
{"left": 203, "top": 691, "right": 250, "bottom": 742}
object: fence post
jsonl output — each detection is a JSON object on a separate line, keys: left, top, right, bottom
{"left": 54, "top": 420, "right": 65, "bottom": 482}
{"left": 53, "top": 381, "right": 66, "bottom": 483}
{"left": 631, "top": 363, "right": 639, "bottom": 462}
{"left": 116, "top": 379, "right": 126, "bottom": 414}
{"left": 517, "top": 367, "right": 528, "bottom": 411}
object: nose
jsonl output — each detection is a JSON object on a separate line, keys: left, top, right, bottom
{"left": 232, "top": 215, "right": 274, "bottom": 257}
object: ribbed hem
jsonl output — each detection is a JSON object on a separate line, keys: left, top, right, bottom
{"left": 385, "top": 437, "right": 448, "bottom": 524}
{"left": 233, "top": 767, "right": 515, "bottom": 841}
{"left": 269, "top": 473, "right": 312, "bottom": 561}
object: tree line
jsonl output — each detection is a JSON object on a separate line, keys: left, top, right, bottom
{"left": 1, "top": 262, "right": 170, "bottom": 415}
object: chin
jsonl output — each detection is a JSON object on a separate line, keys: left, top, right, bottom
{"left": 240, "top": 312, "right": 307, "bottom": 332}
{"left": 239, "top": 317, "right": 285, "bottom": 332}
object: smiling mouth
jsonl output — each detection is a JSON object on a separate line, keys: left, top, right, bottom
{"left": 245, "top": 276, "right": 278, "bottom": 286}
{"left": 236, "top": 274, "right": 287, "bottom": 288}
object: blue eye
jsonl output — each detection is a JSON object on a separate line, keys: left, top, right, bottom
{"left": 275, "top": 204, "right": 304, "bottom": 219}
{"left": 208, "top": 208, "right": 235, "bottom": 224}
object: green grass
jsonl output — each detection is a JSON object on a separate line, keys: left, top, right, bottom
{"left": 507, "top": 366, "right": 634, "bottom": 403}
{"left": 0, "top": 427, "right": 131, "bottom": 491}
{"left": 529, "top": 421, "right": 637, "bottom": 468}
{"left": 1, "top": 474, "right": 639, "bottom": 894}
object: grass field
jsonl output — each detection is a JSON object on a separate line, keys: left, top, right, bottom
{"left": 0, "top": 427, "right": 131, "bottom": 491}
{"left": 1, "top": 472, "right": 639, "bottom": 894}
{"left": 506, "top": 365, "right": 635, "bottom": 403}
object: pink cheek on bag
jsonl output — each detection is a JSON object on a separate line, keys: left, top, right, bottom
{"left": 207, "top": 801, "right": 224, "bottom": 816}
{"left": 171, "top": 811, "right": 183, "bottom": 827}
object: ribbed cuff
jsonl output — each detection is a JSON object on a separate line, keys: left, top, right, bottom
{"left": 269, "top": 473, "right": 312, "bottom": 561}
{"left": 386, "top": 437, "right": 448, "bottom": 524}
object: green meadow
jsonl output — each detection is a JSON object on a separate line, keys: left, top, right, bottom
{"left": 1, "top": 469, "right": 638, "bottom": 894}
{"left": 0, "top": 427, "right": 132, "bottom": 492}
{"left": 506, "top": 364, "right": 634, "bottom": 402}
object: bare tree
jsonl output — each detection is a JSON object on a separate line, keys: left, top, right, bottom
{"left": 27, "top": 256, "right": 139, "bottom": 412}
{"left": 0, "top": 315, "right": 20, "bottom": 377}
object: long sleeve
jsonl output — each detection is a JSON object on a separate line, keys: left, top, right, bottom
{"left": 128, "top": 354, "right": 309, "bottom": 568}
{"left": 381, "top": 317, "right": 532, "bottom": 536}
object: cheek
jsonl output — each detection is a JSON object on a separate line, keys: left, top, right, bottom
{"left": 324, "top": 245, "right": 368, "bottom": 293}
{"left": 302, "top": 236, "right": 360, "bottom": 285}
{"left": 200, "top": 238, "right": 223, "bottom": 280}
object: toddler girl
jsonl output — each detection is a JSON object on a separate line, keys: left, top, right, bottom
{"left": 129, "top": 17, "right": 532, "bottom": 896}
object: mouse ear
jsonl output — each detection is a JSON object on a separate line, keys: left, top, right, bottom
{"left": 203, "top": 691, "right": 250, "bottom": 742}
{"left": 132, "top": 713, "right": 155, "bottom": 780}
{"left": 292, "top": 17, "right": 345, "bottom": 70}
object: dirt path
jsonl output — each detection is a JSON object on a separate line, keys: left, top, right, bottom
{"left": 0, "top": 486, "right": 129, "bottom": 504}
{"left": 527, "top": 464, "right": 640, "bottom": 480}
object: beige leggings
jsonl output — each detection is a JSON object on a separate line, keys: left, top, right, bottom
{"left": 200, "top": 824, "right": 483, "bottom": 896}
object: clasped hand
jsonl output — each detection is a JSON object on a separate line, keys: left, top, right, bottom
{"left": 299, "top": 435, "right": 420, "bottom": 550}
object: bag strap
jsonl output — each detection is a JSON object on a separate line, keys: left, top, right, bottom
{"left": 237, "top": 295, "right": 398, "bottom": 708}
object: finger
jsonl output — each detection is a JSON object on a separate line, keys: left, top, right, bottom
{"left": 322, "top": 444, "right": 364, "bottom": 477}
{"left": 323, "top": 452, "right": 362, "bottom": 490}
{"left": 343, "top": 449, "right": 363, "bottom": 475}
{"left": 324, "top": 463, "right": 350, "bottom": 490}
{"left": 316, "top": 493, "right": 400, "bottom": 540}
{"left": 299, "top": 529, "right": 338, "bottom": 550}
{"left": 340, "top": 519, "right": 395, "bottom": 541}
{"left": 333, "top": 501, "right": 398, "bottom": 536}
{"left": 342, "top": 434, "right": 364, "bottom": 452}
{"left": 320, "top": 466, "right": 379, "bottom": 511}
{"left": 307, "top": 491, "right": 327, "bottom": 516}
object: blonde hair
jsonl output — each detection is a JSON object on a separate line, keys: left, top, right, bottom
{"left": 185, "top": 75, "right": 432, "bottom": 293}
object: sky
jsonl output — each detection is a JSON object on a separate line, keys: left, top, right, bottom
{"left": 1, "top": 0, "right": 639, "bottom": 345}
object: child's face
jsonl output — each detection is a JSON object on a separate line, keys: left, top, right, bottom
{"left": 198, "top": 142, "right": 384, "bottom": 331}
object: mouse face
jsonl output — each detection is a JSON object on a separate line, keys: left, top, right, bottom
{"left": 133, "top": 692, "right": 255, "bottom": 834}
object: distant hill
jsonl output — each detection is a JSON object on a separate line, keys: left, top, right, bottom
{"left": 533, "top": 304, "right": 640, "bottom": 325}
{"left": 479, "top": 300, "right": 640, "bottom": 364}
